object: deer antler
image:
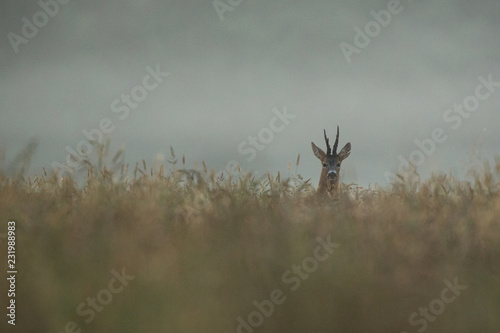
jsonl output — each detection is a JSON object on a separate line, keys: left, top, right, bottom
{"left": 332, "top": 126, "right": 339, "bottom": 155}
{"left": 323, "top": 129, "right": 331, "bottom": 156}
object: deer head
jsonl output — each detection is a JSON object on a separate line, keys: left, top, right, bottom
{"left": 311, "top": 126, "right": 351, "bottom": 194}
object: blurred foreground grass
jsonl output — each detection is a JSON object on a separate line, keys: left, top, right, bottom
{"left": 1, "top": 149, "right": 500, "bottom": 333}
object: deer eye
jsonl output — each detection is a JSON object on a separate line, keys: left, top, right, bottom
{"left": 322, "top": 163, "right": 327, "bottom": 167}
{"left": 337, "top": 163, "right": 340, "bottom": 167}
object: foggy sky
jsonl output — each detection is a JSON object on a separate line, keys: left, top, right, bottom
{"left": 1, "top": 0, "right": 499, "bottom": 186}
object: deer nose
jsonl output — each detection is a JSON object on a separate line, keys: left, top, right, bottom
{"left": 327, "top": 170, "right": 336, "bottom": 180}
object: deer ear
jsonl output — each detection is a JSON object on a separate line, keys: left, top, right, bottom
{"left": 311, "top": 142, "right": 326, "bottom": 160}
{"left": 338, "top": 142, "right": 351, "bottom": 162}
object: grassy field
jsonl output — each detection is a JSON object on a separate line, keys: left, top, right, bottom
{"left": 1, "top": 148, "right": 500, "bottom": 333}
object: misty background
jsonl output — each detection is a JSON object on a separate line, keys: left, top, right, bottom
{"left": 1, "top": 0, "right": 499, "bottom": 187}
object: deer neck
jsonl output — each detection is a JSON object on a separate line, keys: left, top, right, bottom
{"left": 318, "top": 170, "right": 339, "bottom": 194}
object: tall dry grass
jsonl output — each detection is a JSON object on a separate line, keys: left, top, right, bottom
{"left": 0, "top": 144, "right": 499, "bottom": 333}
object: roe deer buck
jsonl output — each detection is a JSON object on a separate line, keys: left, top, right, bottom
{"left": 311, "top": 126, "right": 351, "bottom": 194}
